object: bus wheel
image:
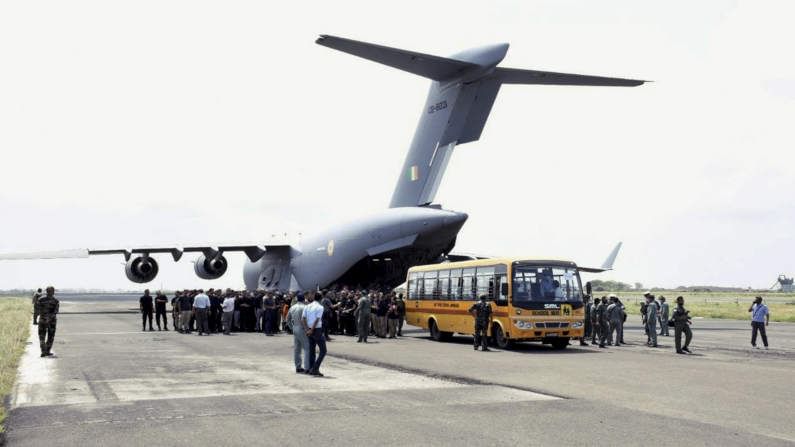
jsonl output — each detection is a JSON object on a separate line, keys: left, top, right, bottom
{"left": 550, "top": 338, "right": 569, "bottom": 350}
{"left": 429, "top": 320, "right": 443, "bottom": 342}
{"left": 491, "top": 325, "right": 512, "bottom": 349}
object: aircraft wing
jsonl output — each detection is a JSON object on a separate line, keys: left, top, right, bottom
{"left": 578, "top": 242, "right": 623, "bottom": 273}
{"left": 496, "top": 67, "right": 646, "bottom": 87}
{"left": 0, "top": 244, "right": 296, "bottom": 263}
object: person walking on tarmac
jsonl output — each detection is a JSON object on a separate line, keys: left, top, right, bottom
{"left": 32, "top": 288, "right": 43, "bottom": 325}
{"left": 355, "top": 291, "right": 371, "bottom": 343}
{"left": 673, "top": 296, "right": 693, "bottom": 354}
{"left": 35, "top": 286, "right": 60, "bottom": 357}
{"left": 469, "top": 294, "right": 492, "bottom": 351}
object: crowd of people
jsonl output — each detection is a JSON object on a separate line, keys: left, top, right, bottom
{"left": 583, "top": 292, "right": 695, "bottom": 353}
{"left": 137, "top": 287, "right": 407, "bottom": 340}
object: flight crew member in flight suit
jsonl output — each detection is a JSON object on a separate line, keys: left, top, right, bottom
{"left": 469, "top": 295, "right": 492, "bottom": 351}
{"left": 580, "top": 294, "right": 591, "bottom": 346}
{"left": 590, "top": 295, "right": 601, "bottom": 345}
{"left": 658, "top": 296, "right": 670, "bottom": 336}
{"left": 646, "top": 294, "right": 659, "bottom": 347}
{"left": 154, "top": 291, "right": 169, "bottom": 331}
{"left": 596, "top": 296, "right": 609, "bottom": 348}
{"left": 35, "top": 286, "right": 60, "bottom": 357}
{"left": 607, "top": 295, "right": 623, "bottom": 346}
{"left": 355, "top": 291, "right": 371, "bottom": 343}
{"left": 139, "top": 289, "right": 155, "bottom": 332}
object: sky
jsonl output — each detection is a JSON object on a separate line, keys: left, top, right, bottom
{"left": 1, "top": 0, "right": 793, "bottom": 290}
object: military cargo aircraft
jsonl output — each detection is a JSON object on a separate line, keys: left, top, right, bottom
{"left": 1, "top": 35, "right": 644, "bottom": 291}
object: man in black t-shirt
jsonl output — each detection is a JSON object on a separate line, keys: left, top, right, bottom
{"left": 139, "top": 289, "right": 155, "bottom": 332}
{"left": 154, "top": 291, "right": 169, "bottom": 331}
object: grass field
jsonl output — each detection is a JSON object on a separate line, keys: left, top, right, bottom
{"left": 606, "top": 291, "right": 795, "bottom": 322}
{"left": 0, "top": 297, "right": 31, "bottom": 435}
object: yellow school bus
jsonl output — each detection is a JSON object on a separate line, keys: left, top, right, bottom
{"left": 405, "top": 258, "right": 585, "bottom": 349}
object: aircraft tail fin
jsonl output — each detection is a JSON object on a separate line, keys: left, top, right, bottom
{"left": 578, "top": 242, "right": 623, "bottom": 273}
{"left": 317, "top": 35, "right": 646, "bottom": 208}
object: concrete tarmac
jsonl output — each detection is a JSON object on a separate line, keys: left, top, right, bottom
{"left": 6, "top": 295, "right": 795, "bottom": 446}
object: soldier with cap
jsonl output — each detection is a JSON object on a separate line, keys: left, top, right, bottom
{"left": 355, "top": 291, "right": 371, "bottom": 343}
{"left": 468, "top": 294, "right": 492, "bottom": 351}
{"left": 32, "top": 288, "right": 43, "bottom": 325}
{"left": 672, "top": 296, "right": 693, "bottom": 354}
{"left": 35, "top": 286, "right": 59, "bottom": 357}
{"left": 606, "top": 295, "right": 624, "bottom": 346}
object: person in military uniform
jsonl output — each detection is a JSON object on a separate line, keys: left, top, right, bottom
{"left": 606, "top": 295, "right": 623, "bottom": 346}
{"left": 672, "top": 296, "right": 693, "bottom": 354}
{"left": 590, "top": 295, "right": 600, "bottom": 345}
{"left": 468, "top": 294, "right": 492, "bottom": 351}
{"left": 596, "top": 296, "right": 609, "bottom": 348}
{"left": 658, "top": 296, "right": 670, "bottom": 336}
{"left": 35, "top": 286, "right": 59, "bottom": 357}
{"left": 32, "top": 288, "right": 43, "bottom": 325}
{"left": 580, "top": 294, "right": 591, "bottom": 346}
{"left": 646, "top": 294, "right": 659, "bottom": 347}
{"left": 354, "top": 291, "right": 371, "bottom": 343}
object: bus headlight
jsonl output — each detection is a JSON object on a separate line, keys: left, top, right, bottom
{"left": 572, "top": 321, "right": 584, "bottom": 328}
{"left": 514, "top": 320, "right": 533, "bottom": 329}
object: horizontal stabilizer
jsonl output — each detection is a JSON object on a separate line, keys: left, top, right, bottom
{"left": 578, "top": 242, "right": 623, "bottom": 273}
{"left": 496, "top": 67, "right": 646, "bottom": 86}
{"left": 316, "top": 35, "right": 477, "bottom": 81}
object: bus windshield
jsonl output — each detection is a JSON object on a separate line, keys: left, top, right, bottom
{"left": 512, "top": 264, "right": 582, "bottom": 303}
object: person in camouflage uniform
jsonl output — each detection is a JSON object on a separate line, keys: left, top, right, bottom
{"left": 469, "top": 295, "right": 492, "bottom": 351}
{"left": 673, "top": 296, "right": 693, "bottom": 354}
{"left": 35, "top": 286, "right": 60, "bottom": 357}
{"left": 32, "top": 288, "right": 42, "bottom": 325}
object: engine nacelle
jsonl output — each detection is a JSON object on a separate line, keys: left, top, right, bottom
{"left": 125, "top": 256, "right": 159, "bottom": 283}
{"left": 194, "top": 254, "right": 228, "bottom": 280}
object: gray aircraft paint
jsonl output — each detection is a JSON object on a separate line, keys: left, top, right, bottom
{"left": 0, "top": 35, "right": 643, "bottom": 291}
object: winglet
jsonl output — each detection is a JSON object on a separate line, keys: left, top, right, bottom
{"left": 578, "top": 242, "right": 622, "bottom": 273}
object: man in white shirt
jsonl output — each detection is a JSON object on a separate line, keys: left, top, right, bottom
{"left": 287, "top": 293, "right": 310, "bottom": 373}
{"left": 193, "top": 290, "right": 211, "bottom": 336}
{"left": 302, "top": 292, "right": 327, "bottom": 377}
{"left": 221, "top": 291, "right": 236, "bottom": 335}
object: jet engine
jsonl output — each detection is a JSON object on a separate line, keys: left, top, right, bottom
{"left": 194, "top": 254, "right": 228, "bottom": 280}
{"left": 125, "top": 256, "right": 159, "bottom": 283}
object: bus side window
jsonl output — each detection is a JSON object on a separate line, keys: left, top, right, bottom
{"left": 450, "top": 269, "right": 462, "bottom": 300}
{"left": 408, "top": 272, "right": 418, "bottom": 300}
{"left": 476, "top": 266, "right": 495, "bottom": 299}
{"left": 438, "top": 270, "right": 450, "bottom": 300}
{"left": 462, "top": 268, "right": 475, "bottom": 300}
{"left": 424, "top": 271, "right": 438, "bottom": 300}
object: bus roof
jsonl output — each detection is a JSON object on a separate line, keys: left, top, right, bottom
{"left": 408, "top": 257, "right": 578, "bottom": 272}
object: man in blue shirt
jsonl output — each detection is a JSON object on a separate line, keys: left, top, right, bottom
{"left": 748, "top": 296, "right": 770, "bottom": 349}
